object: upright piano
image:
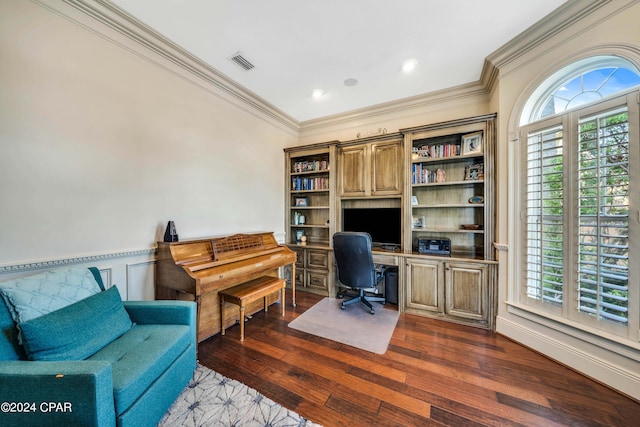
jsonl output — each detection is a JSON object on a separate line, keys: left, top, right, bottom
{"left": 155, "top": 232, "right": 296, "bottom": 342}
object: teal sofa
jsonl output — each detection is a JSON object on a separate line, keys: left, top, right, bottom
{"left": 0, "top": 267, "right": 196, "bottom": 427}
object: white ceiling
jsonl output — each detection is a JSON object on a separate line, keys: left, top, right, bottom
{"left": 110, "top": 0, "right": 567, "bottom": 122}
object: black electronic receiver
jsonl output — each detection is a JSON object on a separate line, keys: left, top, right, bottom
{"left": 418, "top": 238, "right": 451, "bottom": 256}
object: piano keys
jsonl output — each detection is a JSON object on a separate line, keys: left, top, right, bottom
{"left": 155, "top": 232, "right": 296, "bottom": 342}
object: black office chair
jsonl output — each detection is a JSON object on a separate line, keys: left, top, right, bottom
{"left": 333, "top": 232, "right": 385, "bottom": 314}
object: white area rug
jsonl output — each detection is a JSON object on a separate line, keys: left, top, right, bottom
{"left": 158, "top": 364, "right": 321, "bottom": 426}
{"left": 287, "top": 297, "right": 400, "bottom": 354}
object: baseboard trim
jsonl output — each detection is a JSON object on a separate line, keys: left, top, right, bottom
{"left": 496, "top": 315, "right": 640, "bottom": 401}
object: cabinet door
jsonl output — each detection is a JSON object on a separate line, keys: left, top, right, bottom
{"left": 306, "top": 249, "right": 329, "bottom": 270}
{"left": 292, "top": 247, "right": 305, "bottom": 269}
{"left": 371, "top": 140, "right": 402, "bottom": 196}
{"left": 306, "top": 271, "right": 329, "bottom": 292}
{"left": 405, "top": 258, "right": 443, "bottom": 313}
{"left": 444, "top": 261, "right": 487, "bottom": 323}
{"left": 339, "top": 145, "right": 367, "bottom": 197}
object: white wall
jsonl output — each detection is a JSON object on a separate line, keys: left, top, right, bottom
{"left": 0, "top": 0, "right": 297, "bottom": 295}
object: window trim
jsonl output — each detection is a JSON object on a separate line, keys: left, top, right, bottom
{"left": 515, "top": 91, "right": 639, "bottom": 343}
{"left": 520, "top": 55, "right": 640, "bottom": 126}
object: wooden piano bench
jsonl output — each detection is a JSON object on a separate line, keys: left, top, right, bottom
{"left": 219, "top": 276, "right": 286, "bottom": 341}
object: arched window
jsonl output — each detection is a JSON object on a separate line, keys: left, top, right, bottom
{"left": 520, "top": 55, "right": 640, "bottom": 125}
{"left": 516, "top": 56, "right": 640, "bottom": 340}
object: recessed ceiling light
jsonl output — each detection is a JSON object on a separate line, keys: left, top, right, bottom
{"left": 312, "top": 89, "right": 325, "bottom": 98}
{"left": 344, "top": 78, "right": 358, "bottom": 87}
{"left": 401, "top": 59, "right": 418, "bottom": 73}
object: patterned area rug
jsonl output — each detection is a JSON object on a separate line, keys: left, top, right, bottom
{"left": 159, "top": 364, "right": 321, "bottom": 426}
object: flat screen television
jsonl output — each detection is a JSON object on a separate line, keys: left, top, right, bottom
{"left": 342, "top": 208, "right": 401, "bottom": 248}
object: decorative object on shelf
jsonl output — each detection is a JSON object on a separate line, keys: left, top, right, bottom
{"left": 295, "top": 230, "right": 305, "bottom": 242}
{"left": 436, "top": 168, "right": 446, "bottom": 183}
{"left": 412, "top": 216, "right": 425, "bottom": 229}
{"left": 468, "top": 195, "right": 484, "bottom": 204}
{"left": 461, "top": 131, "right": 483, "bottom": 155}
{"left": 294, "top": 196, "right": 309, "bottom": 206}
{"left": 163, "top": 221, "right": 178, "bottom": 242}
{"left": 356, "top": 127, "right": 387, "bottom": 139}
{"left": 464, "top": 163, "right": 484, "bottom": 181}
{"left": 461, "top": 224, "right": 483, "bottom": 230}
{"left": 300, "top": 235, "right": 307, "bottom": 245}
{"left": 411, "top": 195, "right": 419, "bottom": 206}
{"left": 293, "top": 212, "right": 306, "bottom": 225}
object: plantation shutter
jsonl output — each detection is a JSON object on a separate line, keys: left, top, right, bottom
{"left": 577, "top": 108, "right": 629, "bottom": 324}
{"left": 524, "top": 124, "right": 564, "bottom": 306}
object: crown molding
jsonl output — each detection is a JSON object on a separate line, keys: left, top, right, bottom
{"left": 31, "top": 0, "right": 634, "bottom": 135}
{"left": 32, "top": 0, "right": 300, "bottom": 133}
{"left": 486, "top": 0, "right": 627, "bottom": 70}
{"left": 299, "top": 80, "right": 489, "bottom": 131}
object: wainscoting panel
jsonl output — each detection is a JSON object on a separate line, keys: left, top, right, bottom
{"left": 0, "top": 248, "right": 156, "bottom": 301}
{"left": 126, "top": 260, "right": 156, "bottom": 301}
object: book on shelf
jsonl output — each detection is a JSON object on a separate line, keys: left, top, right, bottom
{"left": 292, "top": 160, "right": 329, "bottom": 173}
{"left": 412, "top": 164, "right": 445, "bottom": 184}
{"left": 412, "top": 143, "right": 461, "bottom": 160}
{"left": 291, "top": 176, "right": 329, "bottom": 191}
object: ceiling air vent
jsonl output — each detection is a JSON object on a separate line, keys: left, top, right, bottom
{"left": 228, "top": 52, "right": 255, "bottom": 71}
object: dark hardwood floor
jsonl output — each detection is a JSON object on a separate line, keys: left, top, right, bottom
{"left": 198, "top": 291, "right": 640, "bottom": 426}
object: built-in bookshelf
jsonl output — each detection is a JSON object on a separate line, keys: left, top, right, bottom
{"left": 402, "top": 115, "right": 495, "bottom": 260}
{"left": 284, "top": 143, "right": 337, "bottom": 247}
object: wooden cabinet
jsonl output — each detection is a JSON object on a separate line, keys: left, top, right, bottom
{"left": 400, "top": 114, "right": 497, "bottom": 329}
{"left": 284, "top": 142, "right": 337, "bottom": 298}
{"left": 284, "top": 246, "right": 333, "bottom": 296}
{"left": 338, "top": 134, "right": 403, "bottom": 198}
{"left": 405, "top": 257, "right": 443, "bottom": 314}
{"left": 404, "top": 256, "right": 494, "bottom": 329}
{"left": 284, "top": 114, "right": 498, "bottom": 329}
{"left": 445, "top": 260, "right": 487, "bottom": 323}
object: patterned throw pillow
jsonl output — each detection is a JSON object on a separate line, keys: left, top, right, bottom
{"left": 0, "top": 267, "right": 102, "bottom": 325}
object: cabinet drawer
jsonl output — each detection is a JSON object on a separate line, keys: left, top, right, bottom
{"left": 373, "top": 254, "right": 399, "bottom": 266}
{"left": 306, "top": 271, "right": 328, "bottom": 291}
{"left": 307, "top": 249, "right": 329, "bottom": 270}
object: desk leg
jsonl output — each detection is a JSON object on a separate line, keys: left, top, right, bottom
{"left": 291, "top": 262, "right": 296, "bottom": 307}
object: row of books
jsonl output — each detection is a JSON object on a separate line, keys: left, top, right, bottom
{"left": 413, "top": 143, "right": 461, "bottom": 159}
{"left": 291, "top": 176, "right": 329, "bottom": 191}
{"left": 292, "top": 160, "right": 329, "bottom": 173}
{"left": 412, "top": 164, "right": 445, "bottom": 184}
